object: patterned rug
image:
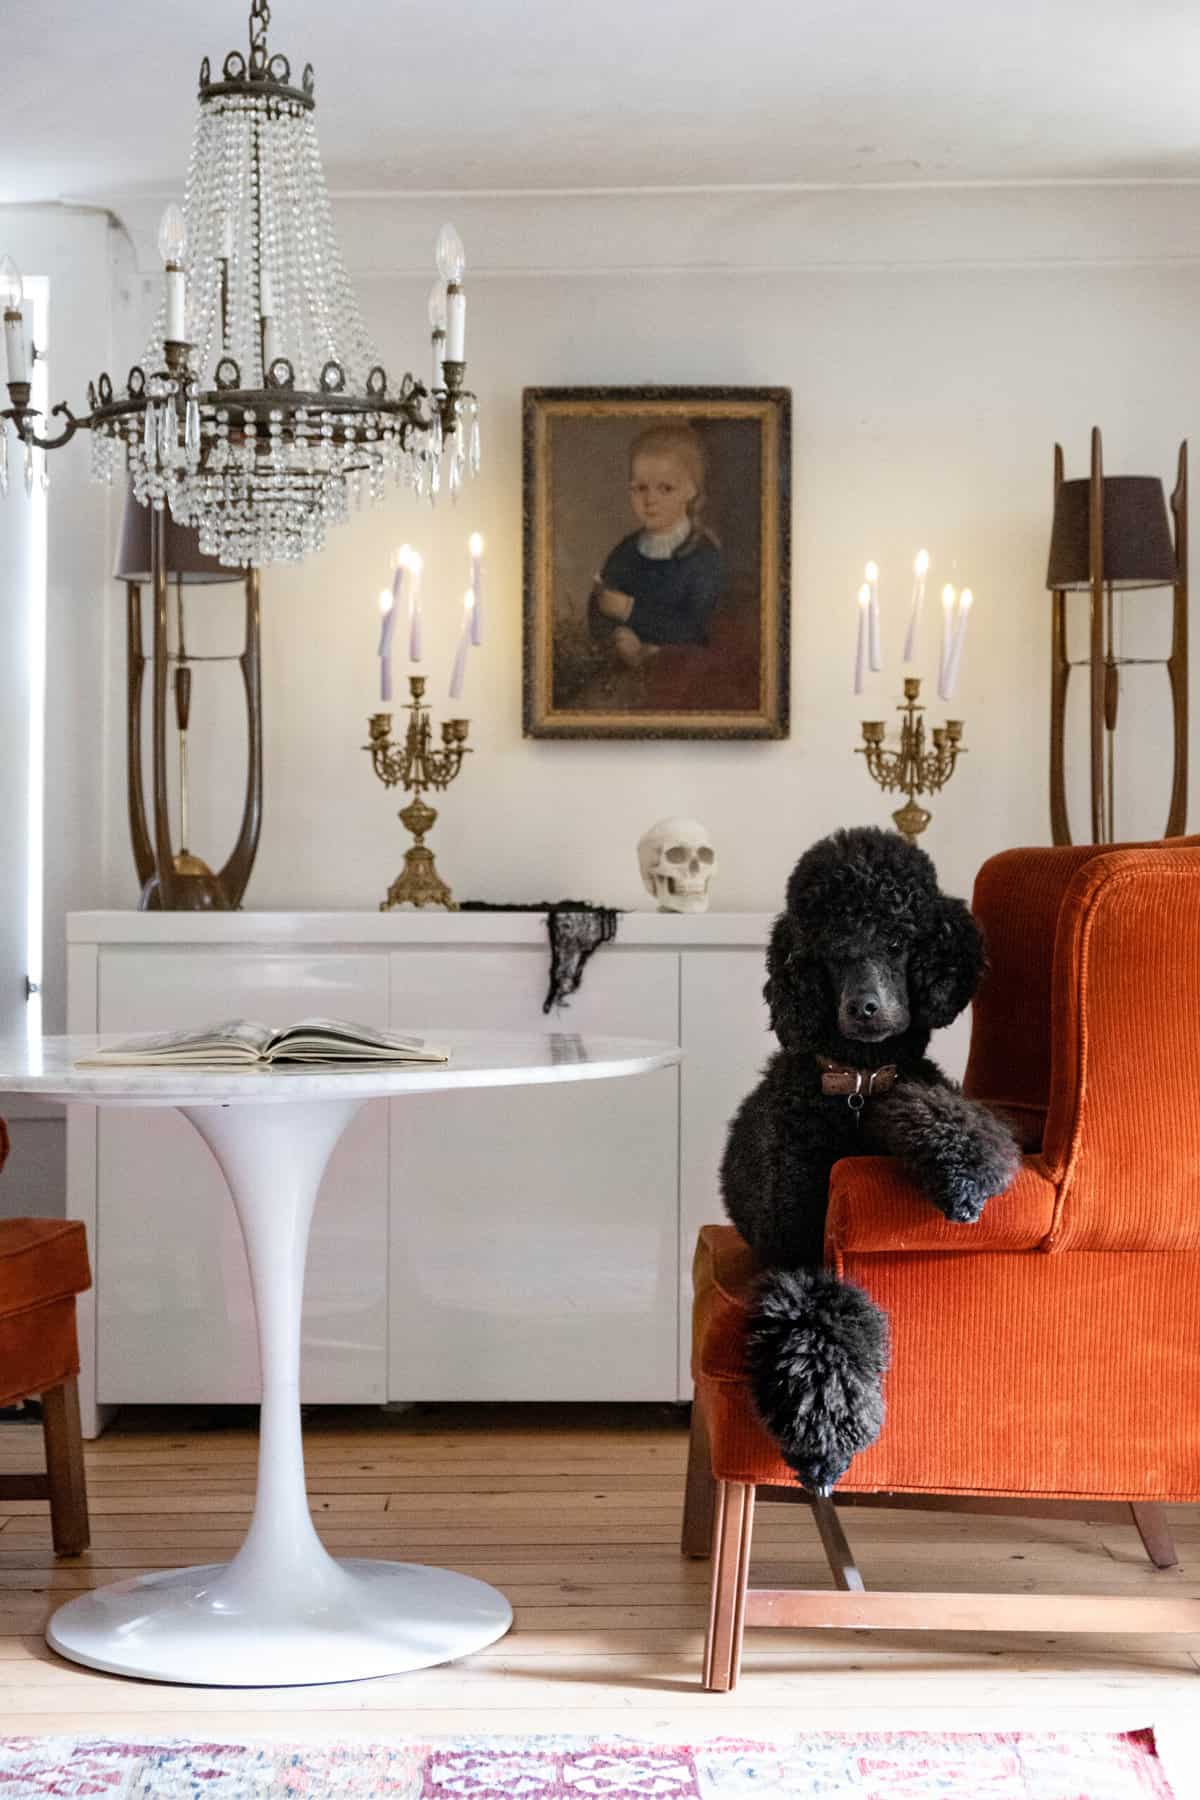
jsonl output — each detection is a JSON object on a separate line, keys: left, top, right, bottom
{"left": 0, "top": 1730, "right": 1175, "bottom": 1799}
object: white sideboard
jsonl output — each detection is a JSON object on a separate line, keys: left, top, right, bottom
{"left": 66, "top": 910, "right": 774, "bottom": 1435}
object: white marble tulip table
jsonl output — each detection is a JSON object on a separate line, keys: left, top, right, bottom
{"left": 0, "top": 1030, "right": 679, "bottom": 1687}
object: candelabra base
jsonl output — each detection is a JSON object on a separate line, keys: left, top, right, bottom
{"left": 380, "top": 795, "right": 458, "bottom": 910}
{"left": 891, "top": 800, "right": 932, "bottom": 843}
{"left": 382, "top": 847, "right": 457, "bottom": 912}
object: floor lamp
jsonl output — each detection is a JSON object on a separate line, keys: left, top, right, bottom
{"left": 115, "top": 494, "right": 263, "bottom": 909}
{"left": 1046, "top": 429, "right": 1188, "bottom": 845}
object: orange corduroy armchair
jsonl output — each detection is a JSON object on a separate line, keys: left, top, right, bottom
{"left": 685, "top": 837, "right": 1200, "bottom": 1690}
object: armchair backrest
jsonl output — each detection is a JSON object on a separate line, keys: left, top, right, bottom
{"left": 1042, "top": 842, "right": 1200, "bottom": 1249}
{"left": 963, "top": 845, "right": 1104, "bottom": 1143}
{"left": 966, "top": 837, "right": 1200, "bottom": 1251}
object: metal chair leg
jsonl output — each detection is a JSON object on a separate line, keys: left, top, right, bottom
{"left": 811, "top": 1492, "right": 865, "bottom": 1591}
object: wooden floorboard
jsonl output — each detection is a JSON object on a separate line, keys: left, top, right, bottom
{"left": 0, "top": 1403, "right": 1196, "bottom": 1788}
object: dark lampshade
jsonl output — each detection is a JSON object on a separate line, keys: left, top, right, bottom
{"left": 113, "top": 492, "right": 233, "bottom": 584}
{"left": 1046, "top": 476, "right": 1177, "bottom": 592}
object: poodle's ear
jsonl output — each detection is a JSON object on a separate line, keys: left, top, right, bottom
{"left": 764, "top": 911, "right": 829, "bottom": 1050}
{"left": 908, "top": 894, "right": 985, "bottom": 1029}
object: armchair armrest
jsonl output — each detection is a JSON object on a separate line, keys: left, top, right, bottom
{"left": 826, "top": 1156, "right": 1058, "bottom": 1256}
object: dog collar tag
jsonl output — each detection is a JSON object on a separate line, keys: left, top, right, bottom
{"left": 817, "top": 1059, "right": 898, "bottom": 1103}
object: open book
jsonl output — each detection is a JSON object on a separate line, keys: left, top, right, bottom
{"left": 77, "top": 1018, "right": 449, "bottom": 1069}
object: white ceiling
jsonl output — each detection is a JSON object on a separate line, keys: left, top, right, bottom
{"left": 6, "top": 0, "right": 1200, "bottom": 207}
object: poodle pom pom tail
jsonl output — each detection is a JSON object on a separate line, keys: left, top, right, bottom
{"left": 747, "top": 1269, "right": 890, "bottom": 1492}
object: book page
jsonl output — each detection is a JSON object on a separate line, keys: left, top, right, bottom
{"left": 262, "top": 1018, "right": 447, "bottom": 1064}
{"left": 268, "top": 1018, "right": 430, "bottom": 1053}
{"left": 79, "top": 1020, "right": 274, "bottom": 1064}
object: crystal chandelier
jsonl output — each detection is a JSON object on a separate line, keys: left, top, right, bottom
{"left": 0, "top": 0, "right": 478, "bottom": 567}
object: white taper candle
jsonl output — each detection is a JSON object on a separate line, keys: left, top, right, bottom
{"left": 903, "top": 548, "right": 930, "bottom": 664}
{"left": 941, "top": 587, "right": 973, "bottom": 699}
{"left": 469, "top": 532, "right": 484, "bottom": 646}
{"left": 854, "top": 584, "right": 869, "bottom": 695}
{"left": 865, "top": 561, "right": 881, "bottom": 671}
{"left": 449, "top": 590, "right": 473, "bottom": 699}
{"left": 407, "top": 550, "right": 423, "bottom": 662}
{"left": 938, "top": 585, "right": 957, "bottom": 698}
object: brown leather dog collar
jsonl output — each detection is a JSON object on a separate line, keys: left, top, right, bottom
{"left": 817, "top": 1057, "right": 898, "bottom": 1101}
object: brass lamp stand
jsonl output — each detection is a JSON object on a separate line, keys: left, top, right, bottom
{"left": 118, "top": 494, "right": 263, "bottom": 910}
{"left": 365, "top": 677, "right": 470, "bottom": 909}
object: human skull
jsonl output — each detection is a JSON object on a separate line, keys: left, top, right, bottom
{"left": 637, "top": 817, "right": 718, "bottom": 913}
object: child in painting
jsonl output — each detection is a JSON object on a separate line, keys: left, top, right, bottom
{"left": 590, "top": 425, "right": 723, "bottom": 668}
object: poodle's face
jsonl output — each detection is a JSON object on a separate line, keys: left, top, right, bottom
{"left": 827, "top": 923, "right": 912, "bottom": 1043}
{"left": 764, "top": 827, "right": 985, "bottom": 1062}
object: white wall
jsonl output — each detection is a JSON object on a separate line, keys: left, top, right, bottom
{"left": 105, "top": 187, "right": 1198, "bottom": 922}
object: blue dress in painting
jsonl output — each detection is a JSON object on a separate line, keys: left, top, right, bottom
{"left": 591, "top": 531, "right": 723, "bottom": 648}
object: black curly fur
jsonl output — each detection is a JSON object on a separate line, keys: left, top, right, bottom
{"left": 748, "top": 1268, "right": 890, "bottom": 1492}
{"left": 722, "top": 826, "right": 1021, "bottom": 1490}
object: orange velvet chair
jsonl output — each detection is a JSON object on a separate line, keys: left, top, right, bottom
{"left": 0, "top": 1118, "right": 92, "bottom": 1556}
{"left": 684, "top": 837, "right": 1200, "bottom": 1690}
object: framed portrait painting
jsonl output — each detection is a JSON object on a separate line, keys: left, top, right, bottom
{"left": 523, "top": 386, "right": 791, "bottom": 739}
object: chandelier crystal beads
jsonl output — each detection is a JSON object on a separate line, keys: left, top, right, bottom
{"left": 2, "top": 0, "right": 478, "bottom": 568}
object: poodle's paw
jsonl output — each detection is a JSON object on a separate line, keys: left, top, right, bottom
{"left": 879, "top": 1084, "right": 1021, "bottom": 1226}
{"left": 747, "top": 1267, "right": 890, "bottom": 1492}
{"left": 931, "top": 1173, "right": 991, "bottom": 1224}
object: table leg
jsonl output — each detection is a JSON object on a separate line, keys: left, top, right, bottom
{"left": 46, "top": 1097, "right": 512, "bottom": 1685}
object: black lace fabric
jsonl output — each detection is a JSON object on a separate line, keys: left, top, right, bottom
{"left": 459, "top": 901, "right": 620, "bottom": 1013}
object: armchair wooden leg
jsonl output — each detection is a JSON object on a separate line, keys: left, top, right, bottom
{"left": 1130, "top": 1503, "right": 1177, "bottom": 1570}
{"left": 702, "top": 1481, "right": 754, "bottom": 1693}
{"left": 681, "top": 1400, "right": 717, "bottom": 1558}
{"left": 41, "top": 1378, "right": 89, "bottom": 1557}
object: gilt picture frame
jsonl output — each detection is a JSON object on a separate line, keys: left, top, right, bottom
{"left": 523, "top": 386, "right": 791, "bottom": 739}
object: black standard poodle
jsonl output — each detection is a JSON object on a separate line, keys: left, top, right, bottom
{"left": 721, "top": 825, "right": 1020, "bottom": 1494}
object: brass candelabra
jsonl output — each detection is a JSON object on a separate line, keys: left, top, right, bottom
{"left": 858, "top": 677, "right": 965, "bottom": 842}
{"left": 365, "top": 676, "right": 471, "bottom": 909}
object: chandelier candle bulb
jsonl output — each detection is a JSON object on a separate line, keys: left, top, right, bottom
{"left": 436, "top": 224, "right": 467, "bottom": 363}
{"left": 865, "top": 561, "right": 882, "bottom": 670}
{"left": 938, "top": 584, "right": 957, "bottom": 698}
{"left": 428, "top": 281, "right": 447, "bottom": 391}
{"left": 941, "top": 586, "right": 973, "bottom": 699}
{"left": 469, "top": 532, "right": 484, "bottom": 645}
{"left": 853, "top": 584, "right": 869, "bottom": 694}
{"left": 157, "top": 203, "right": 188, "bottom": 343}
{"left": 2, "top": 304, "right": 26, "bottom": 386}
{"left": 1, "top": 255, "right": 27, "bottom": 384}
{"left": 903, "top": 548, "right": 930, "bottom": 663}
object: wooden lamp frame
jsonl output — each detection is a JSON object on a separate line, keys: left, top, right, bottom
{"left": 1050, "top": 428, "right": 1188, "bottom": 845}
